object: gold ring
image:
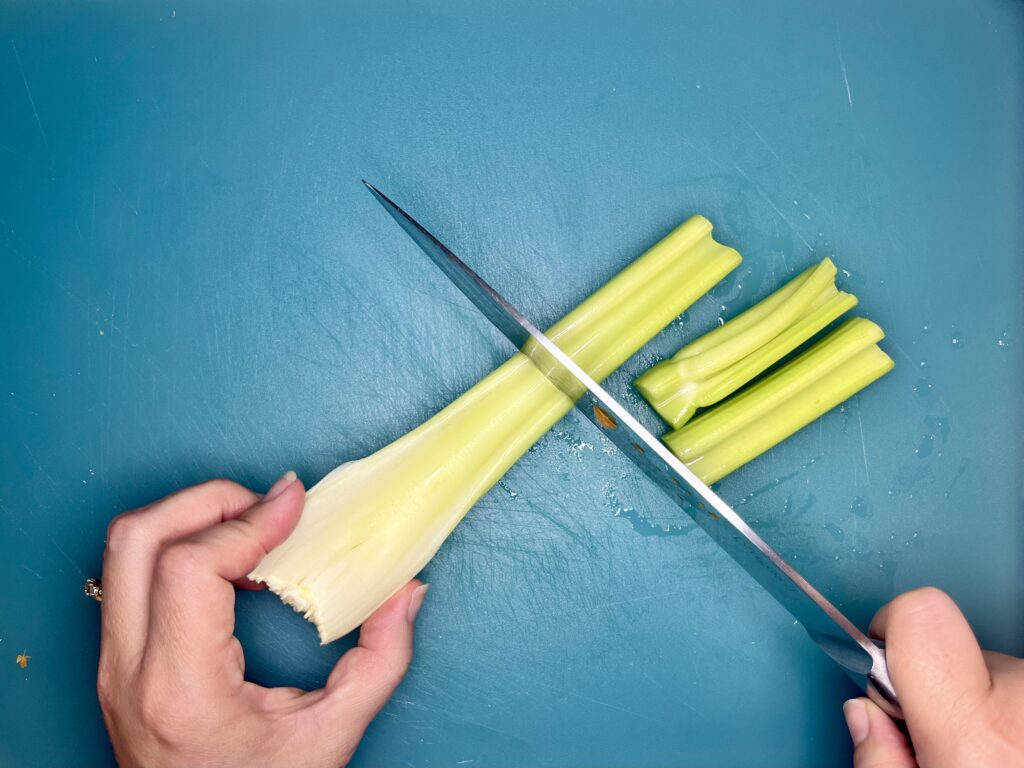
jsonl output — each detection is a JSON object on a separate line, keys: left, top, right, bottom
{"left": 84, "top": 578, "right": 103, "bottom": 603}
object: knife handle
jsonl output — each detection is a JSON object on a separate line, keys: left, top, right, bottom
{"left": 866, "top": 640, "right": 903, "bottom": 720}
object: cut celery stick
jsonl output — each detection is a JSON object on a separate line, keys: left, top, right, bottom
{"left": 635, "top": 258, "right": 857, "bottom": 428}
{"left": 664, "top": 318, "right": 894, "bottom": 484}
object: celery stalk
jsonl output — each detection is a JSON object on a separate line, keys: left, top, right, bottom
{"left": 251, "top": 215, "right": 741, "bottom": 643}
{"left": 664, "top": 318, "right": 894, "bottom": 484}
{"left": 634, "top": 258, "right": 857, "bottom": 428}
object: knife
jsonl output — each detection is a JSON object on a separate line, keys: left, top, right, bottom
{"left": 363, "top": 180, "right": 902, "bottom": 719}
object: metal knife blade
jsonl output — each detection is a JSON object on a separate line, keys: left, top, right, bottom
{"left": 363, "top": 179, "right": 901, "bottom": 718}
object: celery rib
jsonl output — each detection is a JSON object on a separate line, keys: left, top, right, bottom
{"left": 251, "top": 215, "right": 741, "bottom": 643}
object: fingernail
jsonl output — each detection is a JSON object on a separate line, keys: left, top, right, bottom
{"left": 843, "top": 699, "right": 870, "bottom": 746}
{"left": 266, "top": 470, "right": 297, "bottom": 501}
{"left": 407, "top": 583, "right": 429, "bottom": 624}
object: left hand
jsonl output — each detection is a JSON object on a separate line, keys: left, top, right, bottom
{"left": 96, "top": 473, "right": 427, "bottom": 768}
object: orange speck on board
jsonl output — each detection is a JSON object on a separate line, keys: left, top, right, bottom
{"left": 593, "top": 405, "right": 618, "bottom": 429}
{"left": 15, "top": 653, "right": 30, "bottom": 669}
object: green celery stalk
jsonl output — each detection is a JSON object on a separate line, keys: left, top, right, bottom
{"left": 634, "top": 258, "right": 857, "bottom": 428}
{"left": 664, "top": 317, "right": 894, "bottom": 484}
{"left": 252, "top": 215, "right": 741, "bottom": 643}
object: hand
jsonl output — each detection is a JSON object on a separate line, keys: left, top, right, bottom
{"left": 844, "top": 587, "right": 1024, "bottom": 767}
{"left": 97, "top": 473, "right": 429, "bottom": 768}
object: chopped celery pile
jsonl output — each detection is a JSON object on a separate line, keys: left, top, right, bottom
{"left": 634, "top": 258, "right": 857, "bottom": 429}
{"left": 663, "top": 317, "right": 894, "bottom": 484}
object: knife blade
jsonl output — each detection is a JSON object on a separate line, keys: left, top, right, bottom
{"left": 363, "top": 179, "right": 901, "bottom": 718}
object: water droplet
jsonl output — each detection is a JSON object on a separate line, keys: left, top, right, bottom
{"left": 849, "top": 497, "right": 873, "bottom": 518}
{"left": 913, "top": 379, "right": 933, "bottom": 397}
{"left": 921, "top": 322, "right": 931, "bottom": 333}
{"left": 695, "top": 82, "right": 702, "bottom": 89}
{"left": 802, "top": 212, "right": 812, "bottom": 221}
{"left": 997, "top": 325, "right": 1010, "bottom": 348}
{"left": 914, "top": 434, "right": 934, "bottom": 458}
{"left": 823, "top": 522, "right": 845, "bottom": 541}
{"left": 924, "top": 416, "right": 950, "bottom": 443}
{"left": 497, "top": 479, "right": 520, "bottom": 499}
{"left": 841, "top": 269, "right": 852, "bottom": 278}
{"left": 792, "top": 199, "right": 799, "bottom": 206}
{"left": 716, "top": 317, "right": 725, "bottom": 326}
{"left": 950, "top": 336, "right": 964, "bottom": 348}
{"left": 568, "top": 441, "right": 594, "bottom": 461}
{"left": 918, "top": 358, "right": 928, "bottom": 369}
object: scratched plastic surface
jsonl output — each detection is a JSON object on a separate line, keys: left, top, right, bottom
{"left": 1, "top": 2, "right": 1022, "bottom": 766}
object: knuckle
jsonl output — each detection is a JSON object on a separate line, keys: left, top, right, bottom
{"left": 197, "top": 477, "right": 244, "bottom": 496}
{"left": 156, "top": 541, "right": 204, "bottom": 579}
{"left": 366, "top": 648, "right": 410, "bottom": 691}
{"left": 105, "top": 512, "right": 146, "bottom": 551}
{"left": 889, "top": 586, "right": 954, "bottom": 623}
{"left": 195, "top": 478, "right": 256, "bottom": 507}
{"left": 96, "top": 659, "right": 115, "bottom": 710}
{"left": 138, "top": 690, "right": 176, "bottom": 738}
{"left": 137, "top": 680, "right": 196, "bottom": 741}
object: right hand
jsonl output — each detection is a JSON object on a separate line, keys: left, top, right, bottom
{"left": 844, "top": 587, "right": 1024, "bottom": 767}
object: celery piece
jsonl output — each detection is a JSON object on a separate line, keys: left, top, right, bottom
{"left": 251, "top": 215, "right": 741, "bottom": 643}
{"left": 664, "top": 318, "right": 894, "bottom": 484}
{"left": 634, "top": 258, "right": 857, "bottom": 429}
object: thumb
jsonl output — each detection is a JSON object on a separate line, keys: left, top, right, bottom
{"left": 869, "top": 587, "right": 991, "bottom": 726}
{"left": 313, "top": 580, "right": 428, "bottom": 737}
{"left": 846, "top": 697, "right": 917, "bottom": 768}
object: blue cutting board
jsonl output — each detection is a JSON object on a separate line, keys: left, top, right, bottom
{"left": 2, "top": 2, "right": 1021, "bottom": 766}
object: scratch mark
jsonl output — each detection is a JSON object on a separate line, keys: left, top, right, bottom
{"left": 837, "top": 36, "right": 853, "bottom": 108}
{"left": 739, "top": 117, "right": 826, "bottom": 211}
{"left": 22, "top": 564, "right": 43, "bottom": 580}
{"left": 10, "top": 41, "right": 49, "bottom": 149}
{"left": 855, "top": 397, "right": 870, "bottom": 485}
{"left": 453, "top": 589, "right": 690, "bottom": 629}
{"left": 44, "top": 532, "right": 85, "bottom": 577}
{"left": 734, "top": 164, "right": 814, "bottom": 253}
{"left": 640, "top": 669, "right": 708, "bottom": 720}
{"left": 23, "top": 443, "right": 59, "bottom": 491}
{"left": 564, "top": 688, "right": 672, "bottom": 725}
{"left": 887, "top": 338, "right": 915, "bottom": 367}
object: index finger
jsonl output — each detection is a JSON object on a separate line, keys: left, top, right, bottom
{"left": 101, "top": 479, "right": 261, "bottom": 662}
{"left": 144, "top": 479, "right": 305, "bottom": 686}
